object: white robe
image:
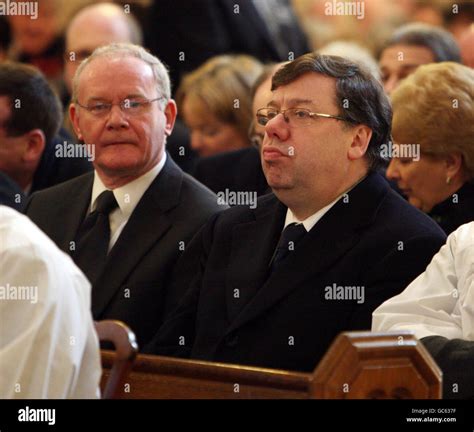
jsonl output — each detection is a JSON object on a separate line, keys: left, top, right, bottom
{"left": 0, "top": 206, "right": 101, "bottom": 398}
{"left": 372, "top": 222, "right": 474, "bottom": 341}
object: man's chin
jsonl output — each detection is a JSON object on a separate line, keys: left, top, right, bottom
{"left": 95, "top": 158, "right": 142, "bottom": 178}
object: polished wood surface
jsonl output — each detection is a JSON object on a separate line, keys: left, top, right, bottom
{"left": 95, "top": 320, "right": 138, "bottom": 399}
{"left": 100, "top": 331, "right": 442, "bottom": 399}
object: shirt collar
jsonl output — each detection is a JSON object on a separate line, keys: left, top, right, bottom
{"left": 284, "top": 175, "right": 367, "bottom": 232}
{"left": 90, "top": 153, "right": 167, "bottom": 217}
{"left": 284, "top": 195, "right": 340, "bottom": 232}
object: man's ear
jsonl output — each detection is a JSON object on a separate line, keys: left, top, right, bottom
{"left": 347, "top": 125, "right": 372, "bottom": 161}
{"left": 22, "top": 129, "right": 46, "bottom": 164}
{"left": 163, "top": 99, "right": 177, "bottom": 137}
{"left": 69, "top": 103, "right": 83, "bottom": 140}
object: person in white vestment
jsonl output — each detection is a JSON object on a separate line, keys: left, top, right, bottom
{"left": 373, "top": 222, "right": 474, "bottom": 398}
{"left": 0, "top": 205, "right": 101, "bottom": 398}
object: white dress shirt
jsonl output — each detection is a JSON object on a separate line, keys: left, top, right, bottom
{"left": 283, "top": 180, "right": 362, "bottom": 232}
{"left": 284, "top": 196, "right": 340, "bottom": 232}
{"left": 90, "top": 154, "right": 166, "bottom": 250}
{"left": 0, "top": 206, "right": 101, "bottom": 398}
{"left": 372, "top": 222, "right": 474, "bottom": 340}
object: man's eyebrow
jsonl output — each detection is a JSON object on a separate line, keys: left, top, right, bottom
{"left": 85, "top": 94, "right": 146, "bottom": 102}
{"left": 124, "top": 93, "right": 147, "bottom": 99}
{"left": 86, "top": 97, "right": 108, "bottom": 102}
{"left": 267, "top": 98, "right": 316, "bottom": 107}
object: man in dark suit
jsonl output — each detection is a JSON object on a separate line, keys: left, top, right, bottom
{"left": 146, "top": 0, "right": 309, "bottom": 92}
{"left": 144, "top": 53, "right": 446, "bottom": 372}
{"left": 26, "top": 43, "right": 223, "bottom": 348}
{"left": 0, "top": 63, "right": 92, "bottom": 195}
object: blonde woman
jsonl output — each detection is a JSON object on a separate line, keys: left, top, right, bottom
{"left": 177, "top": 55, "right": 263, "bottom": 157}
{"left": 386, "top": 62, "right": 474, "bottom": 234}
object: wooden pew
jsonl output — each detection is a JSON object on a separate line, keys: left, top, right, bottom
{"left": 100, "top": 331, "right": 442, "bottom": 399}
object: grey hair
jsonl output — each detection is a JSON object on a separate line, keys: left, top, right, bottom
{"left": 72, "top": 43, "right": 171, "bottom": 104}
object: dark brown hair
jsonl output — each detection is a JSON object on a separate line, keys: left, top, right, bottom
{"left": 0, "top": 62, "right": 62, "bottom": 144}
{"left": 272, "top": 53, "right": 392, "bottom": 171}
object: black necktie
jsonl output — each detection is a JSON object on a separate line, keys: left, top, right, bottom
{"left": 73, "top": 190, "right": 118, "bottom": 285}
{"left": 271, "top": 223, "right": 307, "bottom": 271}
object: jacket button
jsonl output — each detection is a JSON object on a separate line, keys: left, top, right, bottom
{"left": 224, "top": 333, "right": 238, "bottom": 347}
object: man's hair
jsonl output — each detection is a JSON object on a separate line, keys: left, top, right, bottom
{"left": 392, "top": 62, "right": 474, "bottom": 179}
{"left": 0, "top": 62, "right": 62, "bottom": 144}
{"left": 380, "top": 23, "right": 461, "bottom": 63}
{"left": 72, "top": 43, "right": 170, "bottom": 105}
{"left": 272, "top": 53, "right": 392, "bottom": 171}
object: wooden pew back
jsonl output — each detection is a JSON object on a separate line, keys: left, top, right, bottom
{"left": 100, "top": 331, "right": 442, "bottom": 399}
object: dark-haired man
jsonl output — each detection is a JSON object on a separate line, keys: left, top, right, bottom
{"left": 0, "top": 62, "right": 91, "bottom": 199}
{"left": 145, "top": 53, "right": 446, "bottom": 372}
{"left": 379, "top": 23, "right": 461, "bottom": 95}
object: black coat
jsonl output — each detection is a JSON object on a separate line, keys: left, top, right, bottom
{"left": 31, "top": 128, "right": 93, "bottom": 193}
{"left": 145, "top": 172, "right": 446, "bottom": 371}
{"left": 193, "top": 147, "right": 269, "bottom": 197}
{"left": 422, "top": 336, "right": 474, "bottom": 399}
{"left": 25, "top": 156, "right": 224, "bottom": 348}
{"left": 428, "top": 182, "right": 474, "bottom": 235}
{"left": 0, "top": 171, "right": 25, "bottom": 211}
{"left": 146, "top": 0, "right": 309, "bottom": 91}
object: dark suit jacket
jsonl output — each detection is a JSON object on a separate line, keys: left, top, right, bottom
{"left": 31, "top": 128, "right": 93, "bottom": 193}
{"left": 25, "top": 156, "right": 223, "bottom": 348}
{"left": 166, "top": 118, "right": 198, "bottom": 174}
{"left": 422, "top": 336, "right": 474, "bottom": 399}
{"left": 145, "top": 172, "right": 446, "bottom": 371}
{"left": 193, "top": 147, "right": 269, "bottom": 197}
{"left": 146, "top": 0, "right": 309, "bottom": 92}
{"left": 428, "top": 182, "right": 474, "bottom": 235}
{"left": 0, "top": 171, "right": 25, "bottom": 211}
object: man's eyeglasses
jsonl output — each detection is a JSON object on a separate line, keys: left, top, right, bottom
{"left": 256, "top": 107, "right": 352, "bottom": 127}
{"left": 76, "top": 97, "right": 165, "bottom": 117}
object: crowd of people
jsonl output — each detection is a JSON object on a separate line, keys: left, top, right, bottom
{"left": 0, "top": 0, "right": 473, "bottom": 399}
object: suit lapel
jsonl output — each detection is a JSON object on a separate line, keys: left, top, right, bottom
{"left": 91, "top": 157, "right": 182, "bottom": 318}
{"left": 225, "top": 172, "right": 389, "bottom": 334}
{"left": 55, "top": 174, "right": 93, "bottom": 253}
{"left": 225, "top": 196, "right": 285, "bottom": 322}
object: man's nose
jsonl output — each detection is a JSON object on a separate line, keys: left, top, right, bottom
{"left": 264, "top": 113, "right": 290, "bottom": 142}
{"left": 106, "top": 105, "right": 129, "bottom": 130}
